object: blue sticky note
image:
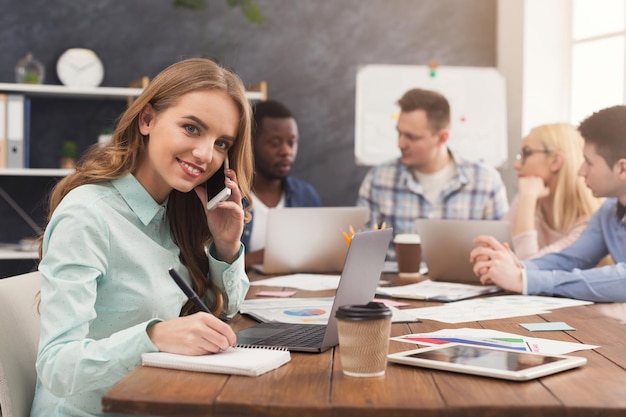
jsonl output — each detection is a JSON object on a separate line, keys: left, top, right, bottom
{"left": 520, "top": 322, "right": 575, "bottom": 332}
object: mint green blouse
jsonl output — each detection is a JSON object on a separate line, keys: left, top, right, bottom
{"left": 31, "top": 174, "right": 249, "bottom": 417}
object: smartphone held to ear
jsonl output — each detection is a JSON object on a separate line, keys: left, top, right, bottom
{"left": 206, "top": 156, "right": 232, "bottom": 211}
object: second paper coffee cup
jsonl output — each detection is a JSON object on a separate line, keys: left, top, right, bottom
{"left": 394, "top": 233, "right": 422, "bottom": 278}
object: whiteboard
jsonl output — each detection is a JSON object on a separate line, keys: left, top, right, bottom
{"left": 355, "top": 65, "right": 507, "bottom": 167}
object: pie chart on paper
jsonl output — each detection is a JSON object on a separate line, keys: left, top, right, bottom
{"left": 283, "top": 308, "right": 327, "bottom": 317}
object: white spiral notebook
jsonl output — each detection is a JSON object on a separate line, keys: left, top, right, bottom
{"left": 141, "top": 346, "right": 291, "bottom": 377}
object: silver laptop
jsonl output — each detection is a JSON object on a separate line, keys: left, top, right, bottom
{"left": 256, "top": 206, "right": 369, "bottom": 274}
{"left": 415, "top": 219, "right": 512, "bottom": 284}
{"left": 236, "top": 228, "right": 393, "bottom": 353}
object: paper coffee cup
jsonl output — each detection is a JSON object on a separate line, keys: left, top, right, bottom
{"left": 393, "top": 234, "right": 422, "bottom": 278}
{"left": 335, "top": 302, "right": 392, "bottom": 377}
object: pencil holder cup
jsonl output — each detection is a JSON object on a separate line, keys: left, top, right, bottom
{"left": 335, "top": 302, "right": 392, "bottom": 377}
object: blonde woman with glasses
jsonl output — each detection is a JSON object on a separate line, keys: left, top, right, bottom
{"left": 506, "top": 123, "right": 601, "bottom": 259}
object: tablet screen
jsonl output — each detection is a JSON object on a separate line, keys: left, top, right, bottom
{"left": 406, "top": 345, "right": 563, "bottom": 372}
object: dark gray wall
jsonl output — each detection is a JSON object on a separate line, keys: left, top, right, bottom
{"left": 0, "top": 0, "right": 496, "bottom": 276}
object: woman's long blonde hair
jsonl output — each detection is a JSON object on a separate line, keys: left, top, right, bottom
{"left": 531, "top": 123, "right": 600, "bottom": 232}
{"left": 43, "top": 58, "right": 254, "bottom": 316}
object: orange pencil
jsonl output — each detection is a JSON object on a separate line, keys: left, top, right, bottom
{"left": 341, "top": 230, "right": 352, "bottom": 245}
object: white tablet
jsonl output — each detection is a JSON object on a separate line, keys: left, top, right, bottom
{"left": 387, "top": 343, "right": 586, "bottom": 381}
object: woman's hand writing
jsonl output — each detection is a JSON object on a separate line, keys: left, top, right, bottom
{"left": 147, "top": 312, "right": 236, "bottom": 355}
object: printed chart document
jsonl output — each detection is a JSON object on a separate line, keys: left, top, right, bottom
{"left": 141, "top": 346, "right": 291, "bottom": 377}
{"left": 391, "top": 328, "right": 599, "bottom": 355}
{"left": 377, "top": 279, "right": 501, "bottom": 302}
{"left": 399, "top": 295, "right": 593, "bottom": 323}
{"left": 240, "top": 297, "right": 417, "bottom": 324}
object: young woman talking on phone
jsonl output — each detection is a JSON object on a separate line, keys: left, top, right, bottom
{"left": 31, "top": 58, "right": 253, "bottom": 417}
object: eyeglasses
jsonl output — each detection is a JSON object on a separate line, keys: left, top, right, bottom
{"left": 515, "top": 147, "right": 551, "bottom": 163}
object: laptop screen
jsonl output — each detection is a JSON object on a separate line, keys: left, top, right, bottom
{"left": 262, "top": 207, "right": 369, "bottom": 274}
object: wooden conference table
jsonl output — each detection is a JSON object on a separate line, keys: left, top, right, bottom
{"left": 102, "top": 272, "right": 626, "bottom": 417}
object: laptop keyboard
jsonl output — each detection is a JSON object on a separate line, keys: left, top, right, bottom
{"left": 261, "top": 324, "right": 327, "bottom": 348}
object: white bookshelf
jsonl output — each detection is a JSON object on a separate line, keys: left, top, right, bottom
{"left": 0, "top": 82, "right": 265, "bottom": 101}
{"left": 0, "top": 168, "right": 73, "bottom": 176}
{"left": 0, "top": 82, "right": 143, "bottom": 99}
{"left": 0, "top": 82, "right": 265, "bottom": 262}
{"left": 0, "top": 248, "right": 37, "bottom": 260}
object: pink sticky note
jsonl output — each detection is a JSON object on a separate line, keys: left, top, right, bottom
{"left": 256, "top": 291, "right": 297, "bottom": 297}
{"left": 373, "top": 297, "right": 410, "bottom": 307}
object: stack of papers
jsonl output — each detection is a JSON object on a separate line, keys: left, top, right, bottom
{"left": 250, "top": 274, "right": 340, "bottom": 291}
{"left": 377, "top": 279, "right": 501, "bottom": 302}
{"left": 398, "top": 295, "right": 593, "bottom": 323}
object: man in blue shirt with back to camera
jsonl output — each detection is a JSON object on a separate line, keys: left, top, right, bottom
{"left": 356, "top": 88, "right": 509, "bottom": 259}
{"left": 242, "top": 100, "right": 321, "bottom": 269}
{"left": 470, "top": 105, "right": 626, "bottom": 302}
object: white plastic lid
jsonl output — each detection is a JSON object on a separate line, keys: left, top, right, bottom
{"left": 393, "top": 233, "right": 421, "bottom": 244}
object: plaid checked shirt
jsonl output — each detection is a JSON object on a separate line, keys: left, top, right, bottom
{"left": 357, "top": 153, "right": 509, "bottom": 259}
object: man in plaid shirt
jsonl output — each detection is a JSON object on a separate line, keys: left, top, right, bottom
{"left": 357, "top": 88, "right": 509, "bottom": 260}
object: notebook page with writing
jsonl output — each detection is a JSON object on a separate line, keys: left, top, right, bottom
{"left": 141, "top": 346, "right": 290, "bottom": 377}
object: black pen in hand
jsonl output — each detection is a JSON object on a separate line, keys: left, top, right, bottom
{"left": 168, "top": 267, "right": 211, "bottom": 313}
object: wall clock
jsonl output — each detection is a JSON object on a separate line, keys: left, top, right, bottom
{"left": 56, "top": 48, "right": 104, "bottom": 87}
